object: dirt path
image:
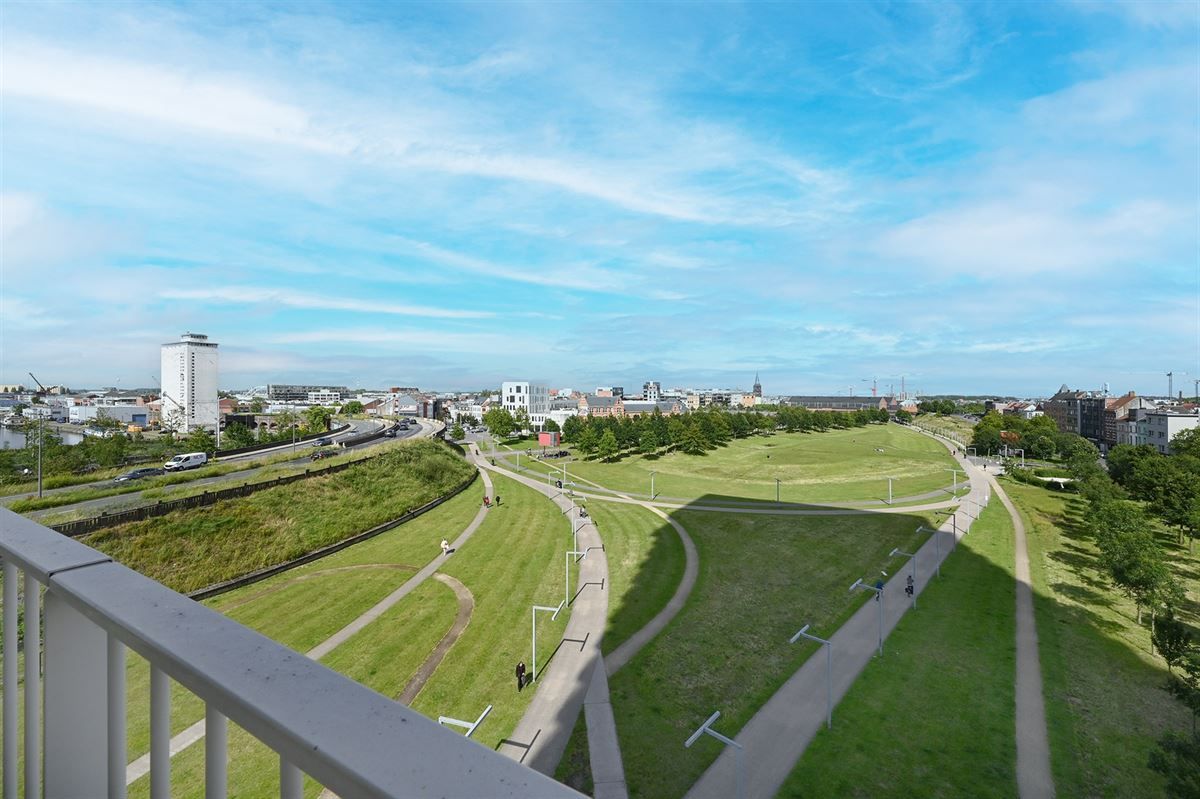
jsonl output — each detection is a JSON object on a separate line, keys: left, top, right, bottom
{"left": 397, "top": 573, "right": 474, "bottom": 704}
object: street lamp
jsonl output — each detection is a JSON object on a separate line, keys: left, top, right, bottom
{"left": 650, "top": 470, "right": 657, "bottom": 500}
{"left": 530, "top": 601, "right": 564, "bottom": 684}
{"left": 684, "top": 711, "right": 744, "bottom": 799}
{"left": 916, "top": 526, "right": 942, "bottom": 577}
{"left": 944, "top": 468, "right": 964, "bottom": 494}
{"left": 566, "top": 549, "right": 588, "bottom": 608}
{"left": 27, "top": 372, "right": 47, "bottom": 498}
{"left": 775, "top": 477, "right": 781, "bottom": 504}
{"left": 789, "top": 624, "right": 833, "bottom": 728}
{"left": 889, "top": 548, "right": 917, "bottom": 609}
{"left": 437, "top": 704, "right": 493, "bottom": 738}
{"left": 887, "top": 476, "right": 894, "bottom": 505}
{"left": 850, "top": 578, "right": 884, "bottom": 656}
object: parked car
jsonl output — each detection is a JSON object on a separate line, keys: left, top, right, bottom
{"left": 312, "top": 437, "right": 333, "bottom": 447}
{"left": 311, "top": 449, "right": 336, "bottom": 461}
{"left": 163, "top": 452, "right": 208, "bottom": 472}
{"left": 114, "top": 467, "right": 164, "bottom": 482}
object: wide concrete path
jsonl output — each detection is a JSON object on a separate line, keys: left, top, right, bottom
{"left": 684, "top": 448, "right": 990, "bottom": 799}
{"left": 479, "top": 452, "right": 612, "bottom": 779}
{"left": 126, "top": 453, "right": 493, "bottom": 785}
{"left": 986, "top": 470, "right": 1055, "bottom": 798}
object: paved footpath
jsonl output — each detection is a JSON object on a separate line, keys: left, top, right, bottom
{"left": 684, "top": 448, "right": 991, "bottom": 799}
{"left": 482, "top": 452, "right": 613, "bottom": 778}
{"left": 126, "top": 454, "right": 494, "bottom": 785}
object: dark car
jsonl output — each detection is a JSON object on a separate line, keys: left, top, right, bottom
{"left": 384, "top": 429, "right": 397, "bottom": 438}
{"left": 114, "top": 467, "right": 164, "bottom": 482}
{"left": 312, "top": 437, "right": 333, "bottom": 447}
{"left": 311, "top": 449, "right": 337, "bottom": 461}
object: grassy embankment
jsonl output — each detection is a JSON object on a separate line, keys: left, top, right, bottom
{"left": 80, "top": 438, "right": 474, "bottom": 594}
{"left": 781, "top": 495, "right": 1017, "bottom": 797}
{"left": 126, "top": 473, "right": 576, "bottom": 798}
{"left": 603, "top": 503, "right": 936, "bottom": 798}
{"left": 499, "top": 425, "right": 962, "bottom": 505}
{"left": 1005, "top": 480, "right": 1194, "bottom": 797}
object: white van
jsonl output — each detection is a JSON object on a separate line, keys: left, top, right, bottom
{"left": 163, "top": 452, "right": 209, "bottom": 472}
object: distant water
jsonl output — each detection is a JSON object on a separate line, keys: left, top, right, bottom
{"left": 0, "top": 426, "right": 84, "bottom": 449}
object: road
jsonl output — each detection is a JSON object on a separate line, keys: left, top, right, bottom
{"left": 19, "top": 418, "right": 435, "bottom": 521}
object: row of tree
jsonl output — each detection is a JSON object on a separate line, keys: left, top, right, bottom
{"left": 1047, "top": 428, "right": 1200, "bottom": 792}
{"left": 970, "top": 411, "right": 1091, "bottom": 460}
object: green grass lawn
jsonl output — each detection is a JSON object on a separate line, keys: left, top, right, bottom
{"left": 501, "top": 425, "right": 959, "bottom": 505}
{"left": 780, "top": 495, "right": 1017, "bottom": 798}
{"left": 1006, "top": 480, "right": 1194, "bottom": 798}
{"left": 610, "top": 503, "right": 937, "bottom": 798}
{"left": 78, "top": 440, "right": 474, "bottom": 593}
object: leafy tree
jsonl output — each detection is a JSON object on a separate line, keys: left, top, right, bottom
{"left": 341, "top": 400, "right": 365, "bottom": 415}
{"left": 304, "top": 405, "right": 333, "bottom": 434}
{"left": 543, "top": 418, "right": 560, "bottom": 433}
{"left": 680, "top": 422, "right": 708, "bottom": 455}
{"left": 1096, "top": 521, "right": 1169, "bottom": 624}
{"left": 561, "top": 415, "right": 583, "bottom": 441}
{"left": 483, "top": 408, "right": 516, "bottom": 437}
{"left": 1155, "top": 611, "right": 1192, "bottom": 673}
{"left": 512, "top": 407, "right": 531, "bottom": 433}
{"left": 222, "top": 422, "right": 256, "bottom": 449}
{"left": 450, "top": 423, "right": 465, "bottom": 440}
{"left": 249, "top": 398, "right": 265, "bottom": 414}
{"left": 597, "top": 429, "right": 619, "bottom": 461}
{"left": 667, "top": 417, "right": 686, "bottom": 449}
{"left": 1174, "top": 428, "right": 1200, "bottom": 461}
{"left": 1149, "top": 732, "right": 1200, "bottom": 798}
{"left": 895, "top": 409, "right": 913, "bottom": 424}
{"left": 639, "top": 427, "right": 659, "bottom": 456}
{"left": 184, "top": 427, "right": 216, "bottom": 454}
{"left": 576, "top": 425, "right": 598, "bottom": 457}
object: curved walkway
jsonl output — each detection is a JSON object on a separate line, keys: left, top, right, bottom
{"left": 398, "top": 573, "right": 474, "bottom": 704}
{"left": 126, "top": 456, "right": 495, "bottom": 786}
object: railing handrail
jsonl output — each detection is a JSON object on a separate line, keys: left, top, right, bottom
{"left": 1, "top": 508, "right": 581, "bottom": 798}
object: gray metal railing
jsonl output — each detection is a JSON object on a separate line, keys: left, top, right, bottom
{"left": 1, "top": 507, "right": 580, "bottom": 798}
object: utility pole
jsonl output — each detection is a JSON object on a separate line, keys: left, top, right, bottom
{"left": 1168, "top": 371, "right": 1174, "bottom": 399}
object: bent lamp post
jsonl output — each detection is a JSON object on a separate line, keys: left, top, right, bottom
{"left": 850, "top": 578, "right": 884, "bottom": 656}
{"left": 438, "top": 704, "right": 493, "bottom": 738}
{"left": 530, "top": 601, "right": 564, "bottom": 684}
{"left": 684, "top": 711, "right": 744, "bottom": 799}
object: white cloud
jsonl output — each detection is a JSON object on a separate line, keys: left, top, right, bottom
{"left": 160, "top": 287, "right": 491, "bottom": 319}
{"left": 267, "top": 327, "right": 550, "bottom": 355}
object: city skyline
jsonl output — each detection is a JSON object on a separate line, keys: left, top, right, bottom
{"left": 2, "top": 1, "right": 1197, "bottom": 396}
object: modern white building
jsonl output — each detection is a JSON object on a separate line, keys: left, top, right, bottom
{"left": 1136, "top": 409, "right": 1200, "bottom": 454}
{"left": 501, "top": 381, "right": 550, "bottom": 429}
{"left": 160, "top": 332, "right": 219, "bottom": 433}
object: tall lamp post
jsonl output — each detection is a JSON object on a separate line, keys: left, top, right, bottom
{"left": 789, "top": 624, "right": 833, "bottom": 728}
{"left": 916, "top": 526, "right": 942, "bottom": 577}
{"left": 530, "top": 601, "right": 564, "bottom": 684}
{"left": 889, "top": 547, "right": 918, "bottom": 609}
{"left": 684, "top": 712, "right": 744, "bottom": 799}
{"left": 565, "top": 550, "right": 588, "bottom": 608}
{"left": 775, "top": 477, "right": 781, "bottom": 504}
{"left": 27, "top": 372, "right": 47, "bottom": 498}
{"left": 650, "top": 470, "right": 657, "bottom": 500}
{"left": 850, "top": 578, "right": 884, "bottom": 656}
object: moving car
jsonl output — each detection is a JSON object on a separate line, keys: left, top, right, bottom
{"left": 163, "top": 452, "right": 208, "bottom": 472}
{"left": 312, "top": 437, "right": 333, "bottom": 447}
{"left": 114, "top": 467, "right": 164, "bottom": 482}
{"left": 311, "top": 449, "right": 336, "bottom": 461}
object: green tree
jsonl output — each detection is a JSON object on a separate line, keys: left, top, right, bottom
{"left": 576, "top": 425, "right": 598, "bottom": 457}
{"left": 223, "top": 422, "right": 256, "bottom": 449}
{"left": 895, "top": 409, "right": 913, "bottom": 424}
{"left": 680, "top": 422, "right": 708, "bottom": 455}
{"left": 249, "top": 398, "right": 265, "bottom": 414}
{"left": 304, "top": 405, "right": 333, "bottom": 434}
{"left": 184, "top": 427, "right": 216, "bottom": 454}
{"left": 451, "top": 423, "right": 465, "bottom": 440}
{"left": 341, "top": 400, "right": 365, "bottom": 415}
{"left": 512, "top": 407, "right": 531, "bottom": 433}
{"left": 639, "top": 427, "right": 659, "bottom": 456}
{"left": 483, "top": 407, "right": 516, "bottom": 437}
{"left": 1155, "top": 610, "right": 1192, "bottom": 673}
{"left": 1149, "top": 731, "right": 1200, "bottom": 798}
{"left": 597, "top": 429, "right": 619, "bottom": 461}
{"left": 667, "top": 417, "right": 686, "bottom": 449}
{"left": 561, "top": 415, "right": 583, "bottom": 441}
{"left": 543, "top": 418, "right": 560, "bottom": 433}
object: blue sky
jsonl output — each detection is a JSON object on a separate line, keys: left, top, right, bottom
{"left": 1, "top": 1, "right": 1196, "bottom": 397}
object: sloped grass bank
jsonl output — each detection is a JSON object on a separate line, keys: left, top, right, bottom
{"left": 82, "top": 439, "right": 474, "bottom": 593}
{"left": 782, "top": 498, "right": 1017, "bottom": 797}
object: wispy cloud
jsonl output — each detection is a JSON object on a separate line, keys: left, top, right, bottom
{"left": 161, "top": 287, "right": 491, "bottom": 319}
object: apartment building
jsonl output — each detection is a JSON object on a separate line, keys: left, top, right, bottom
{"left": 502, "top": 381, "right": 550, "bottom": 427}
{"left": 160, "top": 332, "right": 219, "bottom": 433}
{"left": 1136, "top": 410, "right": 1200, "bottom": 454}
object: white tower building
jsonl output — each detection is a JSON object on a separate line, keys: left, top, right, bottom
{"left": 501, "top": 381, "right": 550, "bottom": 428}
{"left": 160, "top": 332, "right": 219, "bottom": 433}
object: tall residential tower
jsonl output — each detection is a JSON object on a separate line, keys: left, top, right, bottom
{"left": 160, "top": 332, "right": 219, "bottom": 433}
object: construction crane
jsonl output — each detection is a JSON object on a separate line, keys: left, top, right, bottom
{"left": 862, "top": 377, "right": 878, "bottom": 397}
{"left": 1168, "top": 371, "right": 1187, "bottom": 399}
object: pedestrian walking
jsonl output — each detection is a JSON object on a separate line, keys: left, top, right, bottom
{"left": 905, "top": 574, "right": 914, "bottom": 597}
{"left": 440, "top": 538, "right": 450, "bottom": 556}
{"left": 516, "top": 661, "right": 527, "bottom": 691}
{"left": 483, "top": 496, "right": 491, "bottom": 508}
{"left": 494, "top": 494, "right": 501, "bottom": 506}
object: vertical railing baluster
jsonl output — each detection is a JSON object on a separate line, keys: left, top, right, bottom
{"left": 279, "top": 757, "right": 302, "bottom": 799}
{"left": 150, "top": 666, "right": 170, "bottom": 799}
{"left": 3, "top": 560, "right": 18, "bottom": 799}
{"left": 205, "top": 705, "right": 227, "bottom": 799}
{"left": 108, "top": 634, "right": 126, "bottom": 799}
{"left": 24, "top": 573, "right": 40, "bottom": 797}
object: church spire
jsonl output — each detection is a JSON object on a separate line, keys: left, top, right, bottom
{"left": 752, "top": 372, "right": 762, "bottom": 398}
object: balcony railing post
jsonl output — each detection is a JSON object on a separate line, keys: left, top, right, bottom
{"left": 25, "top": 573, "right": 41, "bottom": 797}
{"left": 151, "top": 666, "right": 170, "bottom": 799}
{"left": 108, "top": 634, "right": 127, "bottom": 799}
{"left": 3, "top": 560, "right": 17, "bottom": 799}
{"left": 44, "top": 588, "right": 108, "bottom": 797}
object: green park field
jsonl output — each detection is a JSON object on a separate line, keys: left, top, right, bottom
{"left": 499, "top": 424, "right": 961, "bottom": 505}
